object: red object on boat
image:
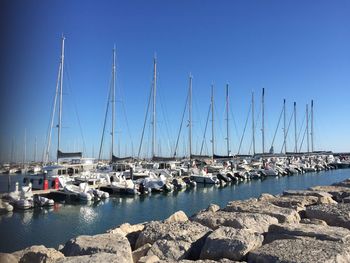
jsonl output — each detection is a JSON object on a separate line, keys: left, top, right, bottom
{"left": 54, "top": 178, "right": 59, "bottom": 189}
{"left": 43, "top": 179, "right": 49, "bottom": 190}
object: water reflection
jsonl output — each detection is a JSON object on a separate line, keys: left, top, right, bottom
{"left": 79, "top": 205, "right": 98, "bottom": 224}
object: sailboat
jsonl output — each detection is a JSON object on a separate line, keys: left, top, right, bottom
{"left": 24, "top": 36, "right": 96, "bottom": 190}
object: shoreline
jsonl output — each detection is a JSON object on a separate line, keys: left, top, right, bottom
{"left": 2, "top": 175, "right": 350, "bottom": 262}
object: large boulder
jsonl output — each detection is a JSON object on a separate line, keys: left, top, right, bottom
{"left": 206, "top": 204, "right": 220, "bottom": 213}
{"left": 264, "top": 195, "right": 319, "bottom": 211}
{"left": 223, "top": 199, "right": 300, "bottom": 224}
{"left": 108, "top": 223, "right": 145, "bottom": 250}
{"left": 147, "top": 239, "right": 192, "bottom": 260}
{"left": 264, "top": 223, "right": 350, "bottom": 244}
{"left": 135, "top": 221, "right": 210, "bottom": 249}
{"left": 305, "top": 203, "right": 350, "bottom": 229}
{"left": 283, "top": 189, "right": 333, "bottom": 198}
{"left": 164, "top": 210, "right": 188, "bottom": 223}
{"left": 14, "top": 245, "right": 64, "bottom": 263}
{"left": 135, "top": 220, "right": 210, "bottom": 260}
{"left": 200, "top": 227, "right": 263, "bottom": 261}
{"left": 248, "top": 238, "right": 350, "bottom": 263}
{"left": 0, "top": 253, "right": 19, "bottom": 263}
{"left": 56, "top": 252, "right": 120, "bottom": 263}
{"left": 60, "top": 232, "right": 132, "bottom": 263}
{"left": 132, "top": 243, "right": 152, "bottom": 263}
{"left": 191, "top": 210, "right": 278, "bottom": 233}
{"left": 138, "top": 255, "right": 160, "bottom": 263}
{"left": 310, "top": 185, "right": 350, "bottom": 202}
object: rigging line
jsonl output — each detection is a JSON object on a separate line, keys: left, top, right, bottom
{"left": 270, "top": 106, "right": 284, "bottom": 148}
{"left": 137, "top": 83, "right": 153, "bottom": 159}
{"left": 173, "top": 91, "right": 189, "bottom": 157}
{"left": 65, "top": 58, "right": 86, "bottom": 154}
{"left": 299, "top": 123, "right": 308, "bottom": 153}
{"left": 280, "top": 110, "right": 294, "bottom": 153}
{"left": 44, "top": 62, "right": 61, "bottom": 164}
{"left": 121, "top": 100, "right": 134, "bottom": 156}
{"left": 200, "top": 104, "right": 211, "bottom": 155}
{"left": 229, "top": 106, "right": 240, "bottom": 152}
{"left": 193, "top": 94, "right": 206, "bottom": 153}
{"left": 159, "top": 89, "right": 173, "bottom": 155}
{"left": 297, "top": 112, "right": 306, "bottom": 144}
{"left": 238, "top": 103, "right": 251, "bottom": 155}
{"left": 214, "top": 103, "right": 225, "bottom": 153}
{"left": 98, "top": 74, "right": 113, "bottom": 161}
{"left": 44, "top": 63, "right": 62, "bottom": 163}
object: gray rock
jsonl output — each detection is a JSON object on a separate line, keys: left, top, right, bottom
{"left": 135, "top": 221, "right": 210, "bottom": 249}
{"left": 200, "top": 227, "right": 263, "bottom": 261}
{"left": 138, "top": 255, "right": 160, "bottom": 263}
{"left": 283, "top": 189, "right": 333, "bottom": 198}
{"left": 132, "top": 243, "right": 152, "bottom": 263}
{"left": 0, "top": 253, "right": 19, "bottom": 263}
{"left": 108, "top": 222, "right": 145, "bottom": 250}
{"left": 300, "top": 218, "right": 327, "bottom": 225}
{"left": 343, "top": 196, "right": 350, "bottom": 203}
{"left": 267, "top": 195, "right": 319, "bottom": 211}
{"left": 56, "top": 252, "right": 120, "bottom": 263}
{"left": 164, "top": 210, "right": 188, "bottom": 223}
{"left": 14, "top": 245, "right": 64, "bottom": 263}
{"left": 248, "top": 238, "right": 350, "bottom": 263}
{"left": 206, "top": 204, "right": 220, "bottom": 213}
{"left": 147, "top": 239, "right": 192, "bottom": 260}
{"left": 305, "top": 203, "right": 350, "bottom": 229}
{"left": 310, "top": 185, "right": 350, "bottom": 202}
{"left": 192, "top": 210, "right": 278, "bottom": 233}
{"left": 223, "top": 199, "right": 300, "bottom": 224}
{"left": 265, "top": 223, "right": 350, "bottom": 244}
{"left": 60, "top": 232, "right": 132, "bottom": 262}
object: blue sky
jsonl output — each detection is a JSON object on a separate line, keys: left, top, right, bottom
{"left": 0, "top": 0, "right": 349, "bottom": 162}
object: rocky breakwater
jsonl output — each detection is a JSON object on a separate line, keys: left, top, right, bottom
{"left": 4, "top": 178, "right": 350, "bottom": 263}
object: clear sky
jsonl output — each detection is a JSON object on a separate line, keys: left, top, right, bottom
{"left": 0, "top": 0, "right": 349, "bottom": 162}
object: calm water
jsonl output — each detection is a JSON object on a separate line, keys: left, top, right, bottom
{"left": 0, "top": 169, "right": 349, "bottom": 253}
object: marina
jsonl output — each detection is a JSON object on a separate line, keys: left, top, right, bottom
{"left": 0, "top": 167, "right": 350, "bottom": 253}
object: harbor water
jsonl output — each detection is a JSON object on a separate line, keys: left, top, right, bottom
{"left": 0, "top": 168, "right": 349, "bottom": 253}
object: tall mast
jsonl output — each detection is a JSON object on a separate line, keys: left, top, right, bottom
{"left": 57, "top": 35, "right": 65, "bottom": 161}
{"left": 152, "top": 55, "right": 157, "bottom": 158}
{"left": 306, "top": 104, "right": 309, "bottom": 153}
{"left": 311, "top": 100, "right": 314, "bottom": 152}
{"left": 211, "top": 85, "right": 215, "bottom": 159}
{"left": 24, "top": 128, "right": 26, "bottom": 165}
{"left": 226, "top": 84, "right": 230, "bottom": 156}
{"left": 283, "top": 99, "right": 287, "bottom": 153}
{"left": 189, "top": 74, "right": 192, "bottom": 160}
{"left": 252, "top": 91, "right": 256, "bottom": 155}
{"left": 262, "top": 88, "right": 265, "bottom": 154}
{"left": 294, "top": 101, "right": 297, "bottom": 153}
{"left": 111, "top": 46, "right": 116, "bottom": 159}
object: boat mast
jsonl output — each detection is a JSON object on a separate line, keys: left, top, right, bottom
{"left": 152, "top": 55, "right": 157, "bottom": 159}
{"left": 226, "top": 84, "right": 230, "bottom": 156}
{"left": 262, "top": 88, "right": 265, "bottom": 154}
{"left": 294, "top": 101, "right": 297, "bottom": 153}
{"left": 283, "top": 99, "right": 287, "bottom": 153}
{"left": 211, "top": 84, "right": 215, "bottom": 160}
{"left": 111, "top": 46, "right": 116, "bottom": 160}
{"left": 57, "top": 35, "right": 65, "bottom": 161}
{"left": 23, "top": 128, "right": 26, "bottom": 166}
{"left": 189, "top": 74, "right": 192, "bottom": 160}
{"left": 306, "top": 104, "right": 309, "bottom": 153}
{"left": 252, "top": 91, "right": 256, "bottom": 155}
{"left": 311, "top": 100, "right": 314, "bottom": 152}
